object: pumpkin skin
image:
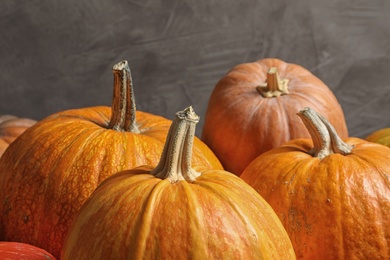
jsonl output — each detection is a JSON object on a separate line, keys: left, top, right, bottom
{"left": 0, "top": 242, "right": 56, "bottom": 260}
{"left": 0, "top": 61, "right": 222, "bottom": 259}
{"left": 202, "top": 58, "right": 348, "bottom": 176}
{"left": 61, "top": 107, "right": 296, "bottom": 260}
{"left": 366, "top": 127, "right": 390, "bottom": 147}
{"left": 241, "top": 108, "right": 390, "bottom": 259}
{"left": 0, "top": 115, "right": 36, "bottom": 156}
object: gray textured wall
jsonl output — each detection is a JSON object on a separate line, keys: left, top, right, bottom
{"left": 0, "top": 0, "right": 389, "bottom": 137}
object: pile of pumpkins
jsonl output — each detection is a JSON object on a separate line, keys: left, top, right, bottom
{"left": 0, "top": 58, "right": 389, "bottom": 260}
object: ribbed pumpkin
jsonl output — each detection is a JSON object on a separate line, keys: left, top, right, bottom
{"left": 366, "top": 128, "right": 390, "bottom": 148}
{"left": 241, "top": 107, "right": 390, "bottom": 259}
{"left": 61, "top": 106, "right": 296, "bottom": 260}
{"left": 0, "top": 242, "right": 56, "bottom": 260}
{"left": 0, "top": 115, "right": 36, "bottom": 156}
{"left": 0, "top": 61, "right": 222, "bottom": 259}
{"left": 202, "top": 58, "right": 348, "bottom": 176}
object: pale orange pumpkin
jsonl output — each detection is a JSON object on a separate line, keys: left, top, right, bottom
{"left": 0, "top": 60, "right": 222, "bottom": 259}
{"left": 0, "top": 115, "right": 36, "bottom": 156}
{"left": 241, "top": 107, "right": 390, "bottom": 259}
{"left": 202, "top": 58, "right": 348, "bottom": 176}
{"left": 61, "top": 106, "right": 296, "bottom": 260}
{"left": 366, "top": 127, "right": 390, "bottom": 148}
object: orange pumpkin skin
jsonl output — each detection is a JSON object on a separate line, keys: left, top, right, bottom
{"left": 0, "top": 115, "right": 36, "bottom": 156}
{"left": 241, "top": 111, "right": 390, "bottom": 259}
{"left": 62, "top": 168, "right": 295, "bottom": 260}
{"left": 0, "top": 242, "right": 56, "bottom": 260}
{"left": 366, "top": 128, "right": 390, "bottom": 147}
{"left": 202, "top": 58, "right": 348, "bottom": 176}
{"left": 0, "top": 62, "right": 222, "bottom": 259}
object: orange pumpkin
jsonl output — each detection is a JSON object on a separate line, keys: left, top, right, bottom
{"left": 0, "top": 60, "right": 222, "bottom": 259}
{"left": 0, "top": 242, "right": 56, "bottom": 260}
{"left": 0, "top": 115, "right": 36, "bottom": 156}
{"left": 366, "top": 127, "right": 390, "bottom": 148}
{"left": 241, "top": 107, "right": 390, "bottom": 259}
{"left": 61, "top": 106, "right": 296, "bottom": 260}
{"left": 202, "top": 58, "right": 348, "bottom": 176}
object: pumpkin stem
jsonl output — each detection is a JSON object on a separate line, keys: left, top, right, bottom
{"left": 151, "top": 106, "right": 201, "bottom": 183}
{"left": 297, "top": 107, "right": 353, "bottom": 159}
{"left": 108, "top": 60, "right": 140, "bottom": 133}
{"left": 256, "top": 67, "right": 289, "bottom": 97}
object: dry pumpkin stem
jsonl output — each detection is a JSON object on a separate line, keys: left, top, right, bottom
{"left": 108, "top": 60, "right": 140, "bottom": 133}
{"left": 151, "top": 106, "right": 201, "bottom": 183}
{"left": 256, "top": 67, "right": 289, "bottom": 98}
{"left": 298, "top": 107, "right": 353, "bottom": 159}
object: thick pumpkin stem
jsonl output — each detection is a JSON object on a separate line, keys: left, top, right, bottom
{"left": 151, "top": 106, "right": 201, "bottom": 183}
{"left": 108, "top": 60, "right": 140, "bottom": 133}
{"left": 297, "top": 107, "right": 353, "bottom": 159}
{"left": 256, "top": 67, "right": 289, "bottom": 97}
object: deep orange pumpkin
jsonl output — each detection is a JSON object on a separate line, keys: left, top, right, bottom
{"left": 241, "top": 107, "right": 390, "bottom": 259}
{"left": 0, "top": 115, "right": 36, "bottom": 156}
{"left": 202, "top": 58, "right": 348, "bottom": 176}
{"left": 0, "top": 61, "right": 222, "bottom": 259}
{"left": 0, "top": 242, "right": 56, "bottom": 260}
{"left": 61, "top": 106, "right": 296, "bottom": 260}
{"left": 366, "top": 127, "right": 390, "bottom": 148}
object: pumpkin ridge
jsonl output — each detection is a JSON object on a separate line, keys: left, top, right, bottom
{"left": 52, "top": 109, "right": 110, "bottom": 128}
{"left": 360, "top": 159, "right": 389, "bottom": 256}
{"left": 40, "top": 127, "right": 107, "bottom": 247}
{"left": 45, "top": 125, "right": 105, "bottom": 181}
{"left": 133, "top": 134, "right": 166, "bottom": 167}
{"left": 348, "top": 144, "right": 390, "bottom": 174}
{"left": 131, "top": 179, "right": 169, "bottom": 259}
{"left": 180, "top": 180, "right": 208, "bottom": 258}
{"left": 62, "top": 172, "right": 156, "bottom": 259}
{"left": 245, "top": 93, "right": 267, "bottom": 129}
{"left": 189, "top": 178, "right": 264, "bottom": 258}
{"left": 349, "top": 146, "right": 390, "bottom": 199}
{"left": 214, "top": 90, "right": 248, "bottom": 112}
{"left": 82, "top": 128, "right": 125, "bottom": 183}
{"left": 276, "top": 98, "right": 291, "bottom": 142}
{"left": 337, "top": 157, "right": 386, "bottom": 258}
{"left": 195, "top": 174, "right": 275, "bottom": 258}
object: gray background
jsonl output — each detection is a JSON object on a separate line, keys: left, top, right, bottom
{"left": 0, "top": 0, "right": 389, "bottom": 137}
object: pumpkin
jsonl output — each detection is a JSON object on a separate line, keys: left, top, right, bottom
{"left": 61, "top": 106, "right": 296, "bottom": 260}
{"left": 202, "top": 58, "right": 349, "bottom": 176}
{"left": 0, "top": 60, "right": 222, "bottom": 259}
{"left": 0, "top": 241, "right": 56, "bottom": 260}
{"left": 366, "top": 127, "right": 390, "bottom": 148}
{"left": 240, "top": 107, "right": 390, "bottom": 259}
{"left": 0, "top": 115, "right": 36, "bottom": 156}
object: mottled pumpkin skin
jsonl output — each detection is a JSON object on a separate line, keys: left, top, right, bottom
{"left": 62, "top": 166, "right": 296, "bottom": 260}
{"left": 366, "top": 128, "right": 390, "bottom": 147}
{"left": 0, "top": 115, "right": 36, "bottom": 156}
{"left": 0, "top": 106, "right": 222, "bottom": 259}
{"left": 202, "top": 58, "right": 348, "bottom": 176}
{"left": 0, "top": 242, "right": 56, "bottom": 260}
{"left": 241, "top": 138, "right": 390, "bottom": 259}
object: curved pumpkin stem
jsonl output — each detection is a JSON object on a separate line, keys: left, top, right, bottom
{"left": 256, "top": 67, "right": 289, "bottom": 97}
{"left": 297, "top": 107, "right": 353, "bottom": 159}
{"left": 108, "top": 60, "right": 140, "bottom": 133}
{"left": 151, "top": 106, "right": 201, "bottom": 183}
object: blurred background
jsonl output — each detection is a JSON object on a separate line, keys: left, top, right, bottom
{"left": 0, "top": 0, "right": 389, "bottom": 137}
